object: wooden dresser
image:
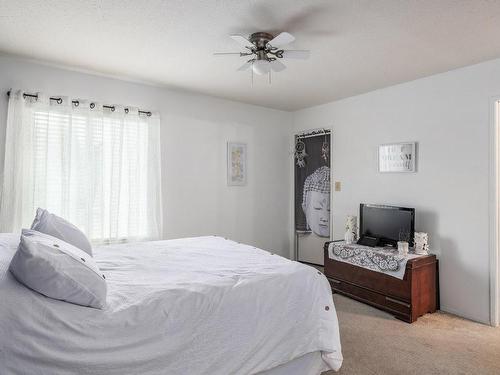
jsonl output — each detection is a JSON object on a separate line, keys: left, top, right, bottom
{"left": 324, "top": 242, "right": 438, "bottom": 323}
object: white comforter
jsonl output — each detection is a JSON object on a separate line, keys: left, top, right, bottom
{"left": 0, "top": 234, "right": 342, "bottom": 374}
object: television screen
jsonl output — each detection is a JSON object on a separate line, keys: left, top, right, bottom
{"left": 360, "top": 204, "right": 415, "bottom": 247}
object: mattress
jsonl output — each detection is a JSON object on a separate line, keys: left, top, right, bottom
{"left": 0, "top": 234, "right": 342, "bottom": 374}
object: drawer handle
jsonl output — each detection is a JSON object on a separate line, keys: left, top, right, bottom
{"left": 329, "top": 279, "right": 341, "bottom": 284}
{"left": 386, "top": 297, "right": 410, "bottom": 308}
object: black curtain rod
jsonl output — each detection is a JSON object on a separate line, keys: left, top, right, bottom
{"left": 296, "top": 129, "right": 331, "bottom": 138}
{"left": 6, "top": 91, "right": 152, "bottom": 117}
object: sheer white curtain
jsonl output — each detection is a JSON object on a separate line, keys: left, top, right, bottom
{"left": 0, "top": 90, "right": 162, "bottom": 243}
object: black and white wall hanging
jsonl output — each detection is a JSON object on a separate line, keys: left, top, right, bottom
{"left": 295, "top": 130, "right": 331, "bottom": 238}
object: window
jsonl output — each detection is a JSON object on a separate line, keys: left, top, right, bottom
{"left": 0, "top": 91, "right": 162, "bottom": 243}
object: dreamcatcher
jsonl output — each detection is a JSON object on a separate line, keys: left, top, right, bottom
{"left": 294, "top": 137, "right": 307, "bottom": 168}
{"left": 321, "top": 134, "right": 329, "bottom": 163}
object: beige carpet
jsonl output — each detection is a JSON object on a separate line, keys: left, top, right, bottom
{"left": 322, "top": 294, "right": 500, "bottom": 375}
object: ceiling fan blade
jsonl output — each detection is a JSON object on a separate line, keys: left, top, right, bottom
{"left": 270, "top": 60, "right": 286, "bottom": 72}
{"left": 237, "top": 61, "right": 253, "bottom": 71}
{"left": 282, "top": 50, "right": 310, "bottom": 60}
{"left": 230, "top": 35, "right": 253, "bottom": 49}
{"left": 213, "top": 52, "right": 243, "bottom": 56}
{"left": 268, "top": 32, "right": 295, "bottom": 47}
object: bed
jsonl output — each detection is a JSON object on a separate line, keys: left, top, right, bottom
{"left": 0, "top": 234, "right": 342, "bottom": 374}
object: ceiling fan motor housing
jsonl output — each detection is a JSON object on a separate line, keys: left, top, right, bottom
{"left": 249, "top": 32, "right": 274, "bottom": 50}
{"left": 248, "top": 32, "right": 282, "bottom": 63}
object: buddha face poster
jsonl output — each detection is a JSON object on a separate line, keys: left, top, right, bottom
{"left": 295, "top": 133, "right": 331, "bottom": 238}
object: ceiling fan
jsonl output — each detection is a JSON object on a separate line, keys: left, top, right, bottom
{"left": 214, "top": 32, "right": 310, "bottom": 76}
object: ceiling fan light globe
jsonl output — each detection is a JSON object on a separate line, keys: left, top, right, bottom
{"left": 253, "top": 60, "right": 270, "bottom": 75}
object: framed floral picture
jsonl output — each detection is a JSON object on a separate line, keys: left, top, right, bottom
{"left": 227, "top": 142, "right": 247, "bottom": 186}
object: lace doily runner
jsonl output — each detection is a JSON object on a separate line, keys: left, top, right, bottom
{"left": 328, "top": 241, "right": 421, "bottom": 279}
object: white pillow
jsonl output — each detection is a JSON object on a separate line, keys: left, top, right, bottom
{"left": 31, "top": 208, "right": 93, "bottom": 256}
{"left": 9, "top": 229, "right": 107, "bottom": 309}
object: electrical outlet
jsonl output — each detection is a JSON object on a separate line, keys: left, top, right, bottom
{"left": 335, "top": 181, "right": 341, "bottom": 192}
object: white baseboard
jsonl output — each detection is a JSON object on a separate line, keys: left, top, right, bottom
{"left": 439, "top": 306, "right": 492, "bottom": 326}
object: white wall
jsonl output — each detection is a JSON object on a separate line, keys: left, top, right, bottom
{"left": 1, "top": 53, "right": 498, "bottom": 324}
{"left": 293, "top": 58, "right": 500, "bottom": 324}
{"left": 0, "top": 55, "right": 292, "bottom": 257}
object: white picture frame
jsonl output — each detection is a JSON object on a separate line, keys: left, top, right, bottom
{"left": 378, "top": 142, "right": 416, "bottom": 173}
{"left": 227, "top": 142, "right": 247, "bottom": 186}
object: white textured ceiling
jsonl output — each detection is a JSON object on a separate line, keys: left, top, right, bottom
{"left": 2, "top": 0, "right": 500, "bottom": 111}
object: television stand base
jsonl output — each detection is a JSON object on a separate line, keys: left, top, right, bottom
{"left": 324, "top": 242, "right": 438, "bottom": 323}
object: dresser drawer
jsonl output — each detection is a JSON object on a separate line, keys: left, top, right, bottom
{"left": 324, "top": 256, "right": 411, "bottom": 300}
{"left": 328, "top": 277, "right": 411, "bottom": 317}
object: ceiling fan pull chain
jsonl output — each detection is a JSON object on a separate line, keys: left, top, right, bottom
{"left": 251, "top": 64, "right": 254, "bottom": 88}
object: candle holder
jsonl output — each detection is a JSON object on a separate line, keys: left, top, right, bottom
{"left": 414, "top": 232, "right": 429, "bottom": 255}
{"left": 344, "top": 215, "right": 358, "bottom": 244}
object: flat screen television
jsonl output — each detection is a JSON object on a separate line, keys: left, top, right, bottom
{"left": 359, "top": 204, "right": 415, "bottom": 247}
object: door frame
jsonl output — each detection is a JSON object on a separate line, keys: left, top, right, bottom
{"left": 290, "top": 127, "right": 333, "bottom": 263}
{"left": 489, "top": 97, "right": 499, "bottom": 327}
